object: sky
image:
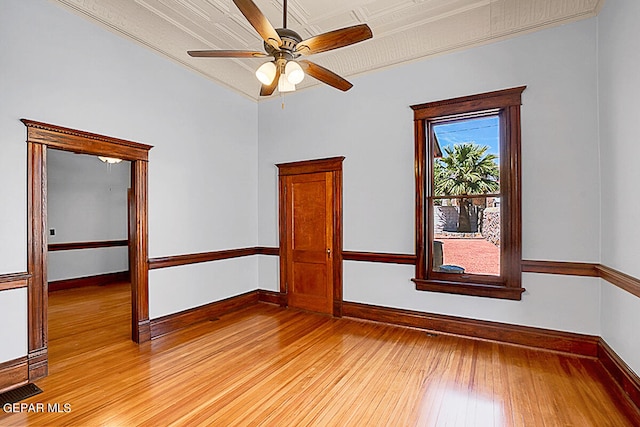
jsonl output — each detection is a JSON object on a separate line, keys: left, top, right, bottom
{"left": 433, "top": 116, "right": 500, "bottom": 156}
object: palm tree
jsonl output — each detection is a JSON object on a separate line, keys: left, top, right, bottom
{"left": 434, "top": 143, "right": 499, "bottom": 232}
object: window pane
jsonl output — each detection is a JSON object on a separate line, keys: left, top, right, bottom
{"left": 432, "top": 196, "right": 500, "bottom": 276}
{"left": 432, "top": 116, "right": 500, "bottom": 196}
{"left": 431, "top": 115, "right": 500, "bottom": 277}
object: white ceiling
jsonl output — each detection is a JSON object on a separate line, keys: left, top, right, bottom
{"left": 52, "top": 0, "right": 604, "bottom": 101}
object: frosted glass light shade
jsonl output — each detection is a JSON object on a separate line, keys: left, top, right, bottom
{"left": 255, "top": 61, "right": 277, "bottom": 85}
{"left": 98, "top": 156, "right": 123, "bottom": 164}
{"left": 285, "top": 61, "right": 304, "bottom": 84}
{"left": 278, "top": 74, "right": 296, "bottom": 92}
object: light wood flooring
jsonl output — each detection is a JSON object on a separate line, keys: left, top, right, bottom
{"left": 2, "top": 282, "right": 639, "bottom": 426}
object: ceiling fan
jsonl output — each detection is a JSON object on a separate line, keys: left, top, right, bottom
{"left": 187, "top": 0, "right": 373, "bottom": 96}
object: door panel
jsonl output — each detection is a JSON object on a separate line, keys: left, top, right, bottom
{"left": 286, "top": 172, "right": 334, "bottom": 314}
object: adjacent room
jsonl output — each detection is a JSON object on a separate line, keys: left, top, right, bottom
{"left": 1, "top": 0, "right": 639, "bottom": 425}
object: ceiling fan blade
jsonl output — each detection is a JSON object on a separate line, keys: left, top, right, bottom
{"left": 299, "top": 60, "right": 353, "bottom": 92}
{"left": 295, "top": 24, "right": 372, "bottom": 56}
{"left": 233, "top": 0, "right": 282, "bottom": 50}
{"left": 188, "top": 50, "right": 268, "bottom": 58}
{"left": 260, "top": 67, "right": 281, "bottom": 97}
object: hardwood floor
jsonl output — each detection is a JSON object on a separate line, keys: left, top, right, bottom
{"left": 2, "top": 283, "right": 639, "bottom": 426}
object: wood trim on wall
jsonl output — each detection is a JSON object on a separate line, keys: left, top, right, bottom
{"left": 21, "top": 119, "right": 152, "bottom": 161}
{"left": 150, "top": 291, "right": 258, "bottom": 339}
{"left": 276, "top": 157, "right": 345, "bottom": 176}
{"left": 130, "top": 160, "right": 150, "bottom": 344}
{"left": 411, "top": 86, "right": 528, "bottom": 120}
{"left": 0, "top": 273, "right": 30, "bottom": 292}
{"left": 597, "top": 265, "right": 640, "bottom": 299}
{"left": 255, "top": 246, "right": 279, "bottom": 256}
{"left": 48, "top": 240, "right": 128, "bottom": 252}
{"left": 521, "top": 260, "right": 599, "bottom": 276}
{"left": 147, "top": 245, "right": 640, "bottom": 303}
{"left": 342, "top": 301, "right": 599, "bottom": 357}
{"left": 342, "top": 251, "right": 416, "bottom": 265}
{"left": 48, "top": 271, "right": 129, "bottom": 292}
{"left": 22, "top": 118, "right": 153, "bottom": 393}
{"left": 338, "top": 255, "right": 640, "bottom": 300}
{"left": 520, "top": 261, "right": 640, "bottom": 299}
{"left": 27, "top": 140, "right": 48, "bottom": 382}
{"left": 598, "top": 339, "right": 640, "bottom": 410}
{"left": 0, "top": 357, "right": 29, "bottom": 394}
{"left": 148, "top": 247, "right": 262, "bottom": 270}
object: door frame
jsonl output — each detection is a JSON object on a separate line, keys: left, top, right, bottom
{"left": 277, "top": 157, "right": 344, "bottom": 316}
{"left": 23, "top": 119, "right": 152, "bottom": 381}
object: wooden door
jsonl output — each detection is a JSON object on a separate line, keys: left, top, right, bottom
{"left": 285, "top": 172, "right": 333, "bottom": 313}
{"left": 278, "top": 157, "right": 344, "bottom": 316}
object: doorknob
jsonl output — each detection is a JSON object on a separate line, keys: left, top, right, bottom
{"left": 327, "top": 248, "right": 331, "bottom": 257}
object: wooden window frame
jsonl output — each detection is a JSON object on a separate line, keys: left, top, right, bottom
{"left": 411, "top": 87, "right": 526, "bottom": 300}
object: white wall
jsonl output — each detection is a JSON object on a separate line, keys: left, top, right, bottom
{"left": 0, "top": 0, "right": 259, "bottom": 362}
{"left": 47, "top": 149, "right": 130, "bottom": 281}
{"left": 2, "top": 0, "right": 637, "bottom": 379}
{"left": 0, "top": 289, "right": 28, "bottom": 363}
{"left": 258, "top": 19, "right": 602, "bottom": 335}
{"left": 598, "top": 0, "right": 640, "bottom": 376}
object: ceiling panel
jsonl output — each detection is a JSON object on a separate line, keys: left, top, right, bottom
{"left": 51, "top": 0, "right": 604, "bottom": 100}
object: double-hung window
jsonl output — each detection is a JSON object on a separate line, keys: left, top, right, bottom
{"left": 411, "top": 87, "right": 526, "bottom": 300}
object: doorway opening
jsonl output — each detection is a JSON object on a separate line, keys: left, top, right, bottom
{"left": 23, "top": 119, "right": 152, "bottom": 382}
{"left": 47, "top": 149, "right": 132, "bottom": 362}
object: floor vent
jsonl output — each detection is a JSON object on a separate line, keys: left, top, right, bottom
{"left": 0, "top": 383, "right": 43, "bottom": 405}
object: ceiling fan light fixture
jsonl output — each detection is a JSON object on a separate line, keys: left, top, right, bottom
{"left": 98, "top": 156, "right": 123, "bottom": 164}
{"left": 285, "top": 60, "right": 304, "bottom": 85}
{"left": 256, "top": 61, "right": 277, "bottom": 85}
{"left": 278, "top": 74, "right": 296, "bottom": 93}
{"left": 187, "top": 0, "right": 372, "bottom": 96}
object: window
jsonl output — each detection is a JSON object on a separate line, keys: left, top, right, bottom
{"left": 411, "top": 87, "right": 526, "bottom": 300}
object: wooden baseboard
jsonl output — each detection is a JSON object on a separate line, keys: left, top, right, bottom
{"left": 342, "top": 301, "right": 599, "bottom": 357}
{"left": 0, "top": 356, "right": 29, "bottom": 394}
{"left": 258, "top": 290, "right": 286, "bottom": 306}
{"left": 149, "top": 291, "right": 259, "bottom": 339}
{"left": 48, "top": 271, "right": 129, "bottom": 292}
{"left": 27, "top": 348, "right": 48, "bottom": 381}
{"left": 598, "top": 339, "right": 640, "bottom": 411}
{"left": 136, "top": 320, "right": 151, "bottom": 344}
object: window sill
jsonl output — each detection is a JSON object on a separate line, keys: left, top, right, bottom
{"left": 412, "top": 278, "right": 525, "bottom": 300}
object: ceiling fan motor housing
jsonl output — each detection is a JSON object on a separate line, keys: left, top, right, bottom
{"left": 265, "top": 28, "right": 302, "bottom": 59}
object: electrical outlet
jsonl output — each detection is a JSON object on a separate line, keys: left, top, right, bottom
{"left": 49, "top": 229, "right": 55, "bottom": 236}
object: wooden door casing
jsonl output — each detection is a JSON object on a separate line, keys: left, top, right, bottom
{"left": 23, "top": 119, "right": 152, "bottom": 386}
{"left": 277, "top": 157, "right": 344, "bottom": 316}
